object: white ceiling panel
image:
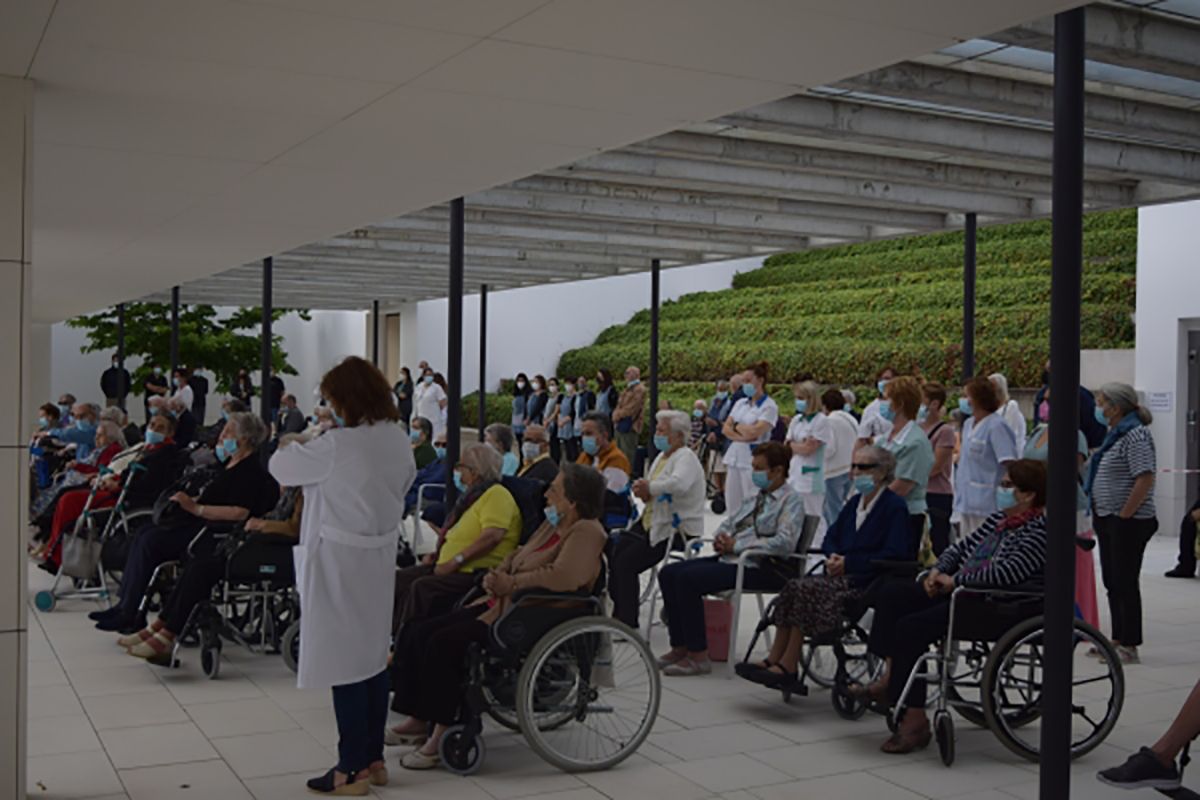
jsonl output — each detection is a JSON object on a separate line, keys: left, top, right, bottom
{"left": 0, "top": 0, "right": 55, "bottom": 77}
{"left": 822, "top": 0, "right": 1087, "bottom": 39}
{"left": 235, "top": 0, "right": 553, "bottom": 38}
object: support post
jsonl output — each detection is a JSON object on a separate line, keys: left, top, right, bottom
{"left": 261, "top": 257, "right": 274, "bottom": 428}
{"left": 649, "top": 258, "right": 661, "bottom": 461}
{"left": 962, "top": 212, "right": 977, "bottom": 381}
{"left": 169, "top": 286, "right": 180, "bottom": 375}
{"left": 116, "top": 303, "right": 127, "bottom": 411}
{"left": 446, "top": 198, "right": 465, "bottom": 506}
{"left": 1040, "top": 9, "right": 1085, "bottom": 800}
{"left": 372, "top": 299, "right": 380, "bottom": 367}
{"left": 478, "top": 283, "right": 488, "bottom": 442}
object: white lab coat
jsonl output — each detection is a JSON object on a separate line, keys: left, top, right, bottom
{"left": 269, "top": 422, "right": 415, "bottom": 689}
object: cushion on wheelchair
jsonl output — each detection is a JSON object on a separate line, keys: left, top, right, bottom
{"left": 489, "top": 590, "right": 600, "bottom": 656}
{"left": 225, "top": 536, "right": 297, "bottom": 586}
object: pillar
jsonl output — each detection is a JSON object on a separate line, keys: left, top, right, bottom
{"left": 261, "top": 257, "right": 273, "bottom": 427}
{"left": 962, "top": 213, "right": 977, "bottom": 381}
{"left": 0, "top": 75, "right": 34, "bottom": 800}
{"left": 477, "top": 284, "right": 488, "bottom": 442}
{"left": 446, "top": 198, "right": 465, "bottom": 505}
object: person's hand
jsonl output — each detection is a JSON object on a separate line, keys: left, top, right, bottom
{"left": 714, "top": 533, "right": 733, "bottom": 555}
{"left": 922, "top": 569, "right": 941, "bottom": 597}
{"left": 244, "top": 518, "right": 264, "bottom": 532}
{"left": 433, "top": 558, "right": 458, "bottom": 577}
{"left": 420, "top": 553, "right": 434, "bottom": 566}
{"left": 65, "top": 460, "right": 77, "bottom": 471}
{"left": 171, "top": 492, "right": 198, "bottom": 515}
{"left": 826, "top": 554, "right": 845, "bottom": 577}
{"left": 925, "top": 572, "right": 955, "bottom": 597}
{"left": 631, "top": 479, "right": 650, "bottom": 501}
{"left": 706, "top": 433, "right": 717, "bottom": 445}
{"left": 488, "top": 571, "right": 516, "bottom": 598}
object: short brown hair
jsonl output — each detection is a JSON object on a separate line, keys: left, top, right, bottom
{"left": 964, "top": 376, "right": 1001, "bottom": 413}
{"left": 885, "top": 376, "right": 922, "bottom": 419}
{"left": 1005, "top": 458, "right": 1048, "bottom": 508}
{"left": 319, "top": 356, "right": 401, "bottom": 427}
{"left": 922, "top": 382, "right": 947, "bottom": 407}
{"left": 40, "top": 403, "right": 60, "bottom": 422}
{"left": 753, "top": 441, "right": 791, "bottom": 477}
{"left": 821, "top": 389, "right": 845, "bottom": 413}
{"left": 561, "top": 462, "right": 605, "bottom": 520}
{"left": 747, "top": 361, "right": 770, "bottom": 384}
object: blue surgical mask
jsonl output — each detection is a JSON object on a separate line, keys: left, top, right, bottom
{"left": 75, "top": 419, "right": 95, "bottom": 432}
{"left": 958, "top": 397, "right": 973, "bottom": 415}
{"left": 877, "top": 379, "right": 889, "bottom": 395}
{"left": 220, "top": 410, "right": 228, "bottom": 421}
{"left": 332, "top": 412, "right": 345, "bottom": 428}
{"left": 917, "top": 404, "right": 928, "bottom": 422}
{"left": 37, "top": 416, "right": 48, "bottom": 429}
{"left": 627, "top": 378, "right": 640, "bottom": 386}
{"left": 149, "top": 407, "right": 160, "bottom": 417}
{"left": 501, "top": 451, "right": 519, "bottom": 476}
{"left": 174, "top": 377, "right": 184, "bottom": 388}
{"left": 544, "top": 504, "right": 561, "bottom": 527}
{"left": 1094, "top": 406, "right": 1110, "bottom": 427}
{"left": 58, "top": 403, "right": 71, "bottom": 415}
{"left": 878, "top": 400, "right": 895, "bottom": 422}
{"left": 692, "top": 409, "right": 704, "bottom": 419}
{"left": 995, "top": 486, "right": 1017, "bottom": 511}
{"left": 221, "top": 437, "right": 238, "bottom": 457}
{"left": 653, "top": 434, "right": 670, "bottom": 451}
{"left": 521, "top": 442, "right": 541, "bottom": 462}
{"left": 751, "top": 470, "right": 771, "bottom": 490}
{"left": 409, "top": 428, "right": 422, "bottom": 443}
{"left": 844, "top": 403, "right": 853, "bottom": 413}
{"left": 453, "top": 470, "right": 467, "bottom": 493}
{"left": 434, "top": 446, "right": 447, "bottom": 461}
{"left": 853, "top": 474, "right": 876, "bottom": 495}
{"left": 794, "top": 399, "right": 807, "bottom": 414}
{"left": 423, "top": 375, "right": 433, "bottom": 384}
{"left": 581, "top": 435, "right": 599, "bottom": 456}
{"left": 716, "top": 391, "right": 728, "bottom": 400}
{"left": 145, "top": 430, "right": 165, "bottom": 445}
{"left": 214, "top": 442, "right": 229, "bottom": 463}
{"left": 742, "top": 383, "right": 755, "bottom": 398}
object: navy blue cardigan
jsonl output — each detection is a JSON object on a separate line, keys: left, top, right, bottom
{"left": 820, "top": 488, "right": 912, "bottom": 586}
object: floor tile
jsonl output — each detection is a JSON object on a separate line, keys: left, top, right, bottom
{"left": 746, "top": 733, "right": 935, "bottom": 780}
{"left": 99, "top": 721, "right": 219, "bottom": 769}
{"left": 867, "top": 752, "right": 1040, "bottom": 798}
{"left": 119, "top": 759, "right": 253, "bottom": 800}
{"left": 467, "top": 744, "right": 587, "bottom": 799}
{"left": 185, "top": 697, "right": 299, "bottom": 739}
{"left": 70, "top": 664, "right": 162, "bottom": 698}
{"left": 27, "top": 657, "right": 69, "bottom": 687}
{"left": 650, "top": 722, "right": 791, "bottom": 761}
{"left": 666, "top": 754, "right": 792, "bottom": 794}
{"left": 27, "top": 751, "right": 125, "bottom": 798}
{"left": 27, "top": 683, "right": 86, "bottom": 719}
{"left": 580, "top": 761, "right": 712, "bottom": 800}
{"left": 372, "top": 776, "right": 495, "bottom": 800}
{"left": 285, "top": 706, "right": 338, "bottom": 747}
{"left": 27, "top": 713, "right": 104, "bottom": 757}
{"left": 751, "top": 771, "right": 924, "bottom": 800}
{"left": 213, "top": 729, "right": 333, "bottom": 780}
{"left": 158, "top": 671, "right": 267, "bottom": 706}
{"left": 83, "top": 687, "right": 189, "bottom": 730}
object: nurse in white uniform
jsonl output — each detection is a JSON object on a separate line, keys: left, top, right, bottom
{"left": 270, "top": 356, "right": 415, "bottom": 796}
{"left": 721, "top": 362, "right": 779, "bottom": 515}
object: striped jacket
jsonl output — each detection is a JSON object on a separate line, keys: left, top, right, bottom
{"left": 936, "top": 510, "right": 1047, "bottom": 588}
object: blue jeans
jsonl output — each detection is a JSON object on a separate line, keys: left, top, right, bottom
{"left": 331, "top": 669, "right": 389, "bottom": 775}
{"left": 823, "top": 474, "right": 851, "bottom": 529}
{"left": 657, "top": 556, "right": 786, "bottom": 652}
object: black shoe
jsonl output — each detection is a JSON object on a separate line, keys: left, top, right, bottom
{"left": 95, "top": 615, "right": 136, "bottom": 632}
{"left": 1097, "top": 747, "right": 1181, "bottom": 791}
{"left": 1165, "top": 565, "right": 1196, "bottom": 579}
{"left": 89, "top": 607, "right": 121, "bottom": 622}
{"left": 305, "top": 767, "right": 368, "bottom": 796}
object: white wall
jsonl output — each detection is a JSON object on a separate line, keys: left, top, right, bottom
{"left": 392, "top": 257, "right": 758, "bottom": 394}
{"left": 1135, "top": 199, "right": 1200, "bottom": 530}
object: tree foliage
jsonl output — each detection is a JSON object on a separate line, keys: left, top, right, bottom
{"left": 67, "top": 303, "right": 310, "bottom": 394}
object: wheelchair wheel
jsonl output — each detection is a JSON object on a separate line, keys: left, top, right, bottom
{"left": 710, "top": 496, "right": 726, "bottom": 515}
{"left": 281, "top": 620, "right": 300, "bottom": 674}
{"left": 830, "top": 674, "right": 869, "bottom": 721}
{"left": 200, "top": 628, "right": 221, "bottom": 679}
{"left": 982, "top": 616, "right": 1123, "bottom": 762}
{"left": 439, "top": 723, "right": 485, "bottom": 776}
{"left": 34, "top": 590, "right": 56, "bottom": 613}
{"left": 801, "top": 643, "right": 837, "bottom": 689}
{"left": 934, "top": 710, "right": 955, "bottom": 767}
{"left": 516, "top": 618, "right": 659, "bottom": 772}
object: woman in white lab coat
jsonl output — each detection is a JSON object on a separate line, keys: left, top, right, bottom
{"left": 270, "top": 356, "right": 415, "bottom": 796}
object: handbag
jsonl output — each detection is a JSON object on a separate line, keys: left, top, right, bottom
{"left": 61, "top": 525, "right": 103, "bottom": 579}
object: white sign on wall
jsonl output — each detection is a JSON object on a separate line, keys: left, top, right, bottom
{"left": 1147, "top": 391, "right": 1173, "bottom": 413}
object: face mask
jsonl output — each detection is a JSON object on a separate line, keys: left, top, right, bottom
{"left": 112, "top": 359, "right": 119, "bottom": 367}
{"left": 332, "top": 412, "right": 345, "bottom": 428}
{"left": 995, "top": 486, "right": 1018, "bottom": 511}
{"left": 434, "top": 446, "right": 447, "bottom": 461}
{"left": 751, "top": 470, "right": 771, "bottom": 491}
{"left": 581, "top": 435, "right": 599, "bottom": 456}
{"left": 145, "top": 430, "right": 165, "bottom": 445}
{"left": 154, "top": 368, "right": 163, "bottom": 376}
{"left": 877, "top": 379, "right": 890, "bottom": 395}
{"left": 531, "top": 381, "right": 542, "bottom": 392}
{"left": 1094, "top": 406, "right": 1110, "bottom": 426}
{"left": 692, "top": 409, "right": 704, "bottom": 419}
{"left": 75, "top": 419, "right": 94, "bottom": 432}
{"left": 627, "top": 378, "right": 640, "bottom": 386}
{"left": 424, "top": 375, "right": 433, "bottom": 385}
{"left": 521, "top": 442, "right": 541, "bottom": 462}
{"left": 917, "top": 404, "right": 928, "bottom": 422}
{"left": 716, "top": 391, "right": 728, "bottom": 400}
{"left": 149, "top": 407, "right": 160, "bottom": 417}
{"left": 844, "top": 403, "right": 853, "bottom": 413}
{"left": 221, "top": 437, "right": 239, "bottom": 456}
{"left": 853, "top": 474, "right": 876, "bottom": 495}
{"left": 794, "top": 399, "right": 808, "bottom": 414}
{"left": 548, "top": 385, "right": 558, "bottom": 395}
{"left": 409, "top": 429, "right": 422, "bottom": 444}
{"left": 214, "top": 442, "right": 230, "bottom": 463}
{"left": 742, "top": 383, "right": 755, "bottom": 398}
{"left": 958, "top": 397, "right": 973, "bottom": 415}
{"left": 453, "top": 470, "right": 467, "bottom": 493}
{"left": 58, "top": 403, "right": 71, "bottom": 415}
{"left": 516, "top": 381, "right": 527, "bottom": 390}
{"left": 1038, "top": 401, "right": 1050, "bottom": 421}
{"left": 878, "top": 400, "right": 895, "bottom": 422}
{"left": 565, "top": 387, "right": 575, "bottom": 397}
{"left": 38, "top": 416, "right": 48, "bottom": 428}
{"left": 653, "top": 434, "right": 670, "bottom": 451}
{"left": 174, "top": 377, "right": 184, "bottom": 388}
{"left": 501, "top": 451, "right": 519, "bottom": 476}
{"left": 544, "top": 503, "right": 561, "bottom": 527}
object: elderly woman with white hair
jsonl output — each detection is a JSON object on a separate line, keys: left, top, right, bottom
{"left": 990, "top": 373, "right": 1027, "bottom": 446}
{"left": 1088, "top": 382, "right": 1157, "bottom": 664}
{"left": 609, "top": 409, "right": 706, "bottom": 629}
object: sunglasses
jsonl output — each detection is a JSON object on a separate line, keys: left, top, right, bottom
{"left": 851, "top": 463, "right": 879, "bottom": 470}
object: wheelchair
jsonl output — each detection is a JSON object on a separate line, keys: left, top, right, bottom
{"left": 437, "top": 569, "right": 661, "bottom": 776}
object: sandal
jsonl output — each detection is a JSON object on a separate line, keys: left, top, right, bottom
{"left": 305, "top": 768, "right": 369, "bottom": 796}
{"left": 656, "top": 650, "right": 687, "bottom": 669}
{"left": 384, "top": 728, "right": 427, "bottom": 747}
{"left": 881, "top": 725, "right": 932, "bottom": 755}
{"left": 400, "top": 748, "right": 440, "bottom": 770}
{"left": 848, "top": 679, "right": 888, "bottom": 703}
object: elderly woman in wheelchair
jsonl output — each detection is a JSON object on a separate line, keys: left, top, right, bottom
{"left": 737, "top": 445, "right": 911, "bottom": 689}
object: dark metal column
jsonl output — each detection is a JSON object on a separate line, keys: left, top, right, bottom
{"left": 372, "top": 300, "right": 380, "bottom": 367}
{"left": 962, "top": 213, "right": 977, "bottom": 381}
{"left": 478, "top": 283, "right": 488, "bottom": 442}
{"left": 446, "top": 198, "right": 465, "bottom": 505}
{"left": 1041, "top": 9, "right": 1085, "bottom": 799}
{"left": 169, "top": 287, "right": 180, "bottom": 375}
{"left": 261, "top": 257, "right": 274, "bottom": 428}
{"left": 648, "top": 258, "right": 661, "bottom": 460}
{"left": 116, "top": 303, "right": 127, "bottom": 411}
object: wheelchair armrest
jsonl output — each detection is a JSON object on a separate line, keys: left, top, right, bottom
{"left": 953, "top": 579, "right": 1045, "bottom": 597}
{"left": 186, "top": 522, "right": 239, "bottom": 557}
{"left": 509, "top": 588, "right": 599, "bottom": 608}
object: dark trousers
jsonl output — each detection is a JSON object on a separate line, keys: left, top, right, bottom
{"left": 607, "top": 523, "right": 668, "bottom": 629}
{"left": 869, "top": 580, "right": 1039, "bottom": 708}
{"left": 564, "top": 438, "right": 580, "bottom": 463}
{"left": 118, "top": 521, "right": 202, "bottom": 618}
{"left": 1095, "top": 514, "right": 1158, "bottom": 647}
{"left": 1174, "top": 500, "right": 1200, "bottom": 573}
{"left": 907, "top": 514, "right": 926, "bottom": 559}
{"left": 331, "top": 669, "right": 389, "bottom": 775}
{"left": 657, "top": 556, "right": 786, "bottom": 652}
{"left": 390, "top": 607, "right": 488, "bottom": 723}
{"left": 926, "top": 493, "right": 953, "bottom": 555}
{"left": 160, "top": 538, "right": 293, "bottom": 634}
{"left": 549, "top": 437, "right": 562, "bottom": 464}
{"left": 390, "top": 564, "right": 477, "bottom": 635}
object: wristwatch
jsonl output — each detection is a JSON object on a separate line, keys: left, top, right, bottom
{"left": 453, "top": 553, "right": 466, "bottom": 566}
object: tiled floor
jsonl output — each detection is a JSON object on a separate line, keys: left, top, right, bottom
{"left": 24, "top": 531, "right": 1200, "bottom": 800}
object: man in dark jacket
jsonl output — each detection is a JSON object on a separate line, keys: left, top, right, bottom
{"left": 276, "top": 394, "right": 306, "bottom": 436}
{"left": 188, "top": 366, "right": 209, "bottom": 425}
{"left": 143, "top": 366, "right": 169, "bottom": 423}
{"left": 101, "top": 355, "right": 132, "bottom": 409}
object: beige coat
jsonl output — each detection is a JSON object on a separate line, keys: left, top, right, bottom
{"left": 477, "top": 517, "right": 607, "bottom": 625}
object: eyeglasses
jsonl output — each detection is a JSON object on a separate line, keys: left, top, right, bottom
{"left": 851, "top": 463, "right": 879, "bottom": 470}
{"left": 999, "top": 479, "right": 1016, "bottom": 488}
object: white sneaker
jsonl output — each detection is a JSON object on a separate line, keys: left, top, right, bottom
{"left": 384, "top": 728, "right": 426, "bottom": 747}
{"left": 399, "top": 748, "right": 440, "bottom": 770}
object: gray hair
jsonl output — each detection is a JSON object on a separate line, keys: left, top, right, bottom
{"left": 857, "top": 444, "right": 897, "bottom": 484}
{"left": 581, "top": 410, "right": 613, "bottom": 440}
{"left": 411, "top": 416, "right": 433, "bottom": 441}
{"left": 460, "top": 442, "right": 502, "bottom": 482}
{"left": 1098, "top": 382, "right": 1152, "bottom": 425}
{"left": 656, "top": 409, "right": 691, "bottom": 441}
{"left": 76, "top": 402, "right": 101, "bottom": 422}
{"left": 842, "top": 389, "right": 857, "bottom": 406}
{"left": 99, "top": 406, "right": 127, "bottom": 426}
{"left": 226, "top": 411, "right": 269, "bottom": 448}
{"left": 484, "top": 423, "right": 515, "bottom": 454}
{"left": 989, "top": 373, "right": 1011, "bottom": 403}
{"left": 96, "top": 419, "right": 126, "bottom": 449}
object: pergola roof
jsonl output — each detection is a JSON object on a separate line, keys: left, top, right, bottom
{"left": 148, "top": 1, "right": 1200, "bottom": 310}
